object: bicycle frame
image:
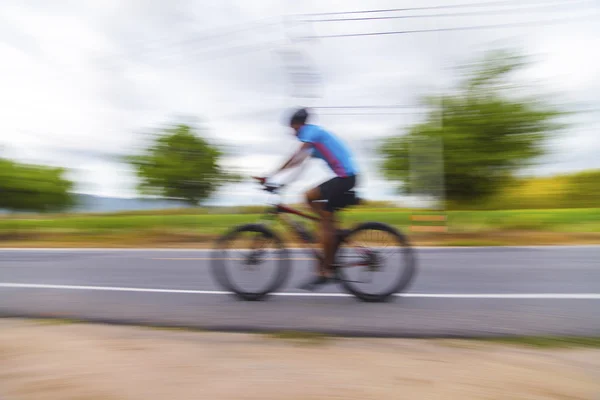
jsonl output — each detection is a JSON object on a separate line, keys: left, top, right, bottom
{"left": 257, "top": 190, "right": 367, "bottom": 265}
{"left": 263, "top": 201, "right": 323, "bottom": 260}
{"left": 275, "top": 204, "right": 319, "bottom": 223}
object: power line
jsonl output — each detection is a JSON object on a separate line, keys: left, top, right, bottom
{"left": 313, "top": 105, "right": 420, "bottom": 109}
{"left": 296, "top": 0, "right": 540, "bottom": 17}
{"left": 178, "top": 41, "right": 280, "bottom": 62}
{"left": 118, "top": 3, "right": 575, "bottom": 63}
{"left": 127, "top": 17, "right": 312, "bottom": 64}
{"left": 165, "top": 18, "right": 281, "bottom": 47}
{"left": 317, "top": 112, "right": 426, "bottom": 116}
{"left": 114, "top": 17, "right": 293, "bottom": 63}
{"left": 302, "top": 1, "right": 580, "bottom": 22}
{"left": 302, "top": 13, "right": 597, "bottom": 39}
{"left": 215, "top": 105, "right": 426, "bottom": 120}
{"left": 126, "top": 40, "right": 281, "bottom": 66}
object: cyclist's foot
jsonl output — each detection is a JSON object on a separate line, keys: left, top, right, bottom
{"left": 298, "top": 274, "right": 336, "bottom": 291}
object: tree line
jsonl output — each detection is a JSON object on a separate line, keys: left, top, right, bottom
{"left": 1, "top": 49, "right": 595, "bottom": 213}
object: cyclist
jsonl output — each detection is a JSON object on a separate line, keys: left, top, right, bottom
{"left": 258, "top": 108, "right": 359, "bottom": 291}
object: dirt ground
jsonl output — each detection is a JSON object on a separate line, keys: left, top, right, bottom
{"left": 0, "top": 320, "right": 599, "bottom": 400}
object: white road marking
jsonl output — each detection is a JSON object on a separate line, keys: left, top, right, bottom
{"left": 150, "top": 257, "right": 315, "bottom": 261}
{"left": 1, "top": 283, "right": 599, "bottom": 299}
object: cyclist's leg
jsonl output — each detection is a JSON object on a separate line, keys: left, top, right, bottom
{"left": 305, "top": 186, "right": 324, "bottom": 216}
{"left": 321, "top": 175, "right": 356, "bottom": 267}
{"left": 320, "top": 209, "right": 336, "bottom": 277}
{"left": 300, "top": 176, "right": 357, "bottom": 289}
{"left": 305, "top": 181, "right": 336, "bottom": 278}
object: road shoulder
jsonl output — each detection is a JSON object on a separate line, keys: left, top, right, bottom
{"left": 1, "top": 319, "right": 599, "bottom": 400}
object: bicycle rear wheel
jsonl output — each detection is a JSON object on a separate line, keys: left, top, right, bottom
{"left": 211, "top": 224, "right": 290, "bottom": 301}
{"left": 333, "top": 222, "right": 416, "bottom": 302}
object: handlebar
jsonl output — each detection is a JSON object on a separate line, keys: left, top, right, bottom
{"left": 264, "top": 184, "right": 282, "bottom": 193}
{"left": 252, "top": 176, "right": 285, "bottom": 194}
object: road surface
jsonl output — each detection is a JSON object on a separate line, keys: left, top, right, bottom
{"left": 1, "top": 247, "right": 599, "bottom": 337}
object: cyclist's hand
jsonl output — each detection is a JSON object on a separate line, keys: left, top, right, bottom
{"left": 253, "top": 176, "right": 283, "bottom": 193}
{"left": 252, "top": 176, "right": 267, "bottom": 185}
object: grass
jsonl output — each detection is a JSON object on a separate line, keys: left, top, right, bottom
{"left": 265, "top": 333, "right": 600, "bottom": 349}
{"left": 142, "top": 325, "right": 208, "bottom": 333}
{"left": 2, "top": 208, "right": 599, "bottom": 232}
{"left": 263, "top": 331, "right": 331, "bottom": 346}
{"left": 447, "top": 208, "right": 600, "bottom": 232}
{"left": 0, "top": 207, "right": 599, "bottom": 246}
{"left": 478, "top": 336, "right": 600, "bottom": 349}
{"left": 30, "top": 318, "right": 83, "bottom": 326}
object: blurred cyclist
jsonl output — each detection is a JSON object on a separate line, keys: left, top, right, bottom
{"left": 257, "top": 108, "right": 359, "bottom": 291}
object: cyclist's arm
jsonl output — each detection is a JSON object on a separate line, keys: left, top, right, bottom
{"left": 270, "top": 142, "right": 313, "bottom": 177}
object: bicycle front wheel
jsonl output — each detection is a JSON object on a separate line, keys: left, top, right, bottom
{"left": 334, "top": 222, "right": 417, "bottom": 302}
{"left": 211, "top": 224, "right": 290, "bottom": 301}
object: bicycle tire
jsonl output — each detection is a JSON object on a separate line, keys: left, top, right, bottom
{"left": 333, "top": 222, "right": 417, "bottom": 303}
{"left": 211, "top": 224, "right": 290, "bottom": 301}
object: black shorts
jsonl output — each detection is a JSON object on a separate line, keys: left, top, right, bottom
{"left": 318, "top": 175, "right": 357, "bottom": 212}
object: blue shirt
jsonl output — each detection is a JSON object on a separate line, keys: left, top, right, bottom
{"left": 297, "top": 124, "right": 358, "bottom": 177}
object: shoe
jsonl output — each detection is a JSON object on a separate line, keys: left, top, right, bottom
{"left": 298, "top": 274, "right": 336, "bottom": 291}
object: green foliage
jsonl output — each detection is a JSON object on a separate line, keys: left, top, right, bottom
{"left": 0, "top": 158, "right": 75, "bottom": 212}
{"left": 379, "top": 49, "right": 566, "bottom": 206}
{"left": 562, "top": 169, "right": 600, "bottom": 208}
{"left": 128, "top": 122, "right": 237, "bottom": 206}
{"left": 467, "top": 169, "right": 600, "bottom": 210}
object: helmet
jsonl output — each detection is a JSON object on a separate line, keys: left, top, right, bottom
{"left": 289, "top": 108, "right": 309, "bottom": 126}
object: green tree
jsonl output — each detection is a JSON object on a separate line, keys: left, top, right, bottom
{"left": 128, "top": 122, "right": 236, "bottom": 206}
{"left": 0, "top": 158, "right": 75, "bottom": 212}
{"left": 379, "top": 50, "right": 566, "bottom": 207}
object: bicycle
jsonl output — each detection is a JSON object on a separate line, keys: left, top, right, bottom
{"left": 210, "top": 178, "right": 417, "bottom": 302}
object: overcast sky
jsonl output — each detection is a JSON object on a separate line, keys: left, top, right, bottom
{"left": 0, "top": 0, "right": 598, "bottom": 206}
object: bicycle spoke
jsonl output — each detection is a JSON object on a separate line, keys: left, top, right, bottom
{"left": 214, "top": 228, "right": 288, "bottom": 296}
{"left": 334, "top": 223, "right": 416, "bottom": 301}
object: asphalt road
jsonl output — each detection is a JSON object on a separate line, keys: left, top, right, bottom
{"left": 1, "top": 247, "right": 599, "bottom": 337}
